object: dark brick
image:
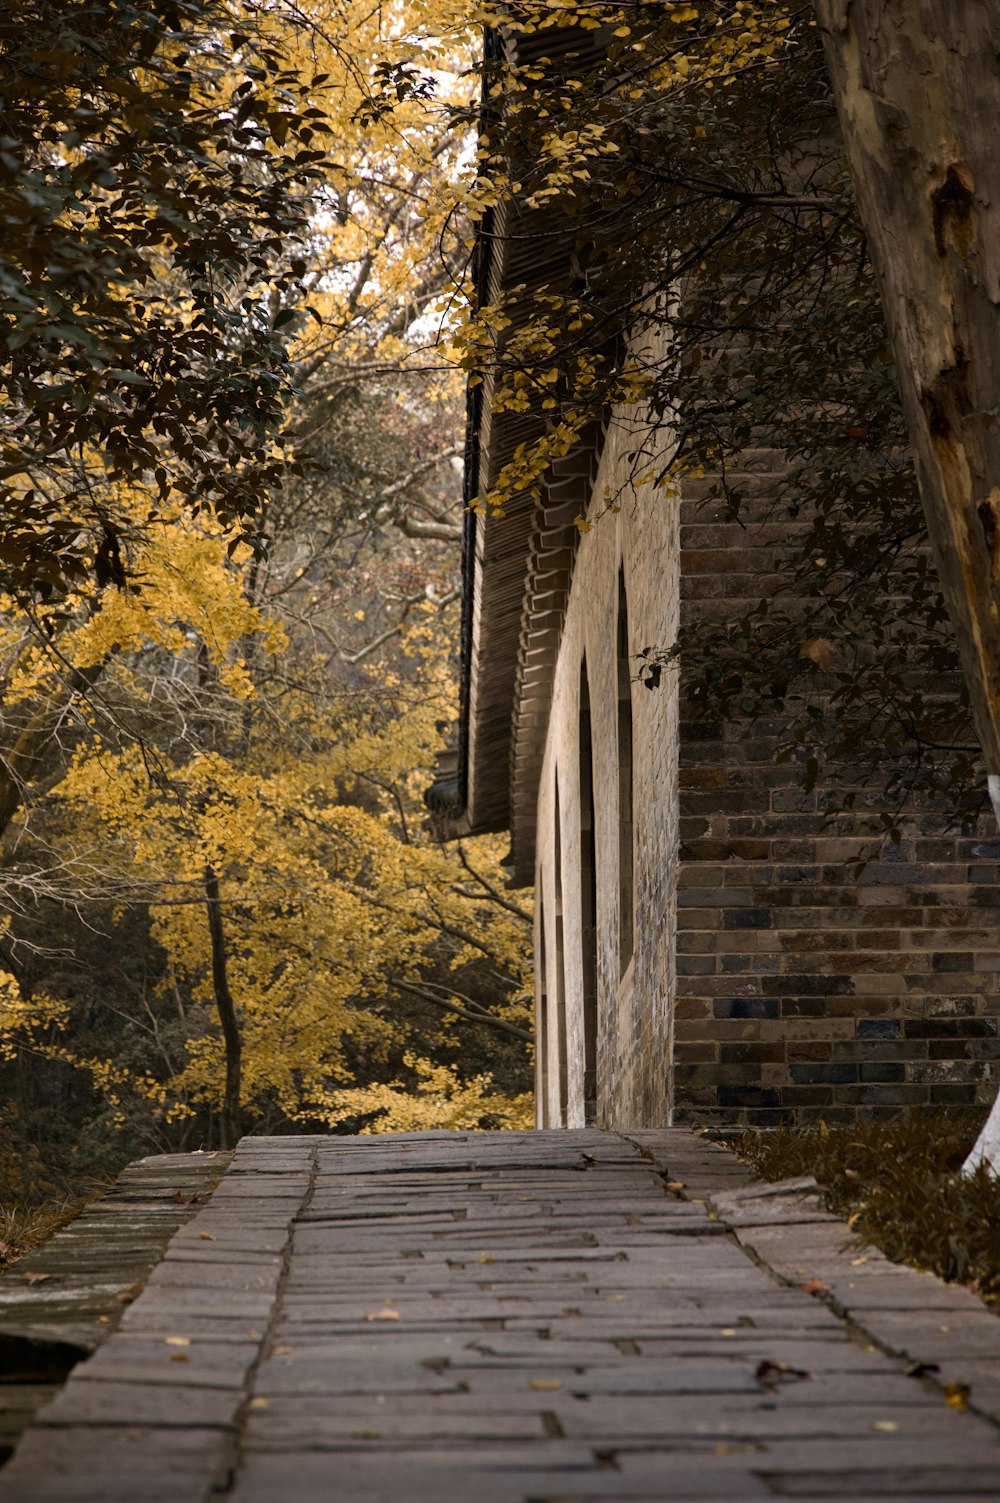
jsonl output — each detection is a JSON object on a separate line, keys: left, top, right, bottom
{"left": 859, "top": 1063, "right": 906, "bottom": 1083}
{"left": 834, "top": 1040, "right": 927, "bottom": 1062}
{"left": 847, "top": 1084, "right": 929, "bottom": 1106}
{"left": 780, "top": 1086, "right": 834, "bottom": 1108}
{"left": 771, "top": 975, "right": 854, "bottom": 997}
{"left": 904, "top": 1018, "right": 998, "bottom": 1039}
{"left": 713, "top": 998, "right": 779, "bottom": 1020}
{"left": 722, "top": 908, "right": 771, "bottom": 930}
{"left": 717, "top": 1087, "right": 781, "bottom": 1109}
{"left": 971, "top": 840, "right": 1000, "bottom": 859}
{"left": 790, "top": 1064, "right": 858, "bottom": 1085}
{"left": 928, "top": 1039, "right": 972, "bottom": 1060}
{"left": 720, "top": 1042, "right": 785, "bottom": 1065}
{"left": 780, "top": 998, "right": 827, "bottom": 1018}
{"left": 857, "top": 1018, "right": 901, "bottom": 1039}
{"left": 931, "top": 952, "right": 974, "bottom": 972}
{"left": 771, "top": 790, "right": 815, "bottom": 812}
{"left": 929, "top": 1084, "right": 979, "bottom": 1104}
{"left": 969, "top": 887, "right": 1000, "bottom": 908}
{"left": 787, "top": 1041, "right": 832, "bottom": 1062}
{"left": 679, "top": 720, "right": 725, "bottom": 742}
{"left": 677, "top": 956, "right": 716, "bottom": 976}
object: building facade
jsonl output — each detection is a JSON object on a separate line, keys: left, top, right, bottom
{"left": 427, "top": 30, "right": 1000, "bottom": 1126}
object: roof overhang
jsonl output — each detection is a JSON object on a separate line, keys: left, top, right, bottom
{"left": 425, "top": 23, "right": 607, "bottom": 882}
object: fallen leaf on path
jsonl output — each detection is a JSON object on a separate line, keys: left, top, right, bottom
{"left": 871, "top": 1420, "right": 898, "bottom": 1433}
{"left": 799, "top": 1279, "right": 828, "bottom": 1296}
{"left": 665, "top": 1180, "right": 686, "bottom": 1192}
{"left": 755, "top": 1360, "right": 813, "bottom": 1392}
{"left": 173, "top": 1191, "right": 199, "bottom": 1205}
{"left": 117, "top": 1281, "right": 144, "bottom": 1304}
{"left": 944, "top": 1383, "right": 970, "bottom": 1411}
{"left": 364, "top": 1308, "right": 400, "bottom": 1321}
{"left": 249, "top": 1398, "right": 269, "bottom": 1411}
{"left": 198, "top": 1231, "right": 215, "bottom": 1241}
{"left": 528, "top": 1379, "right": 562, "bottom": 1391}
{"left": 169, "top": 1352, "right": 189, "bottom": 1363}
{"left": 21, "top": 1271, "right": 52, "bottom": 1285}
{"left": 165, "top": 1336, "right": 191, "bottom": 1347}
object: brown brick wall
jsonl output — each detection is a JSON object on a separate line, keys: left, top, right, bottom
{"left": 532, "top": 431, "right": 1000, "bottom": 1128}
{"left": 673, "top": 454, "right": 1000, "bottom": 1124}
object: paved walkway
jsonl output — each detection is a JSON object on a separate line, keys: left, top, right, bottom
{"left": 2, "top": 1128, "right": 1000, "bottom": 1501}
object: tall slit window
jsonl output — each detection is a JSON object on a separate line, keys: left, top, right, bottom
{"left": 579, "top": 659, "right": 598, "bottom": 1124}
{"left": 553, "top": 785, "right": 569, "bottom": 1126}
{"left": 537, "top": 895, "right": 550, "bottom": 1128}
{"left": 617, "top": 570, "right": 635, "bottom": 975}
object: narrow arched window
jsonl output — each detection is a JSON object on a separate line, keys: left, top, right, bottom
{"left": 579, "top": 659, "right": 598, "bottom": 1124}
{"left": 617, "top": 570, "right": 635, "bottom": 975}
{"left": 553, "top": 783, "right": 569, "bottom": 1126}
{"left": 536, "top": 893, "right": 550, "bottom": 1128}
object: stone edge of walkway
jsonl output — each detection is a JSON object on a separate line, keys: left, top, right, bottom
{"left": 0, "top": 1149, "right": 231, "bottom": 1463}
{"left": 626, "top": 1128, "right": 1000, "bottom": 1433}
{"left": 0, "top": 1137, "right": 321, "bottom": 1502}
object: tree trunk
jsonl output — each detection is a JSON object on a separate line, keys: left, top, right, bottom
{"left": 814, "top": 0, "right": 1000, "bottom": 1171}
{"left": 204, "top": 866, "right": 242, "bottom": 1150}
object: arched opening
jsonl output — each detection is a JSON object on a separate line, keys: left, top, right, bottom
{"left": 579, "top": 658, "right": 599, "bottom": 1124}
{"left": 617, "top": 569, "right": 635, "bottom": 976}
{"left": 553, "top": 784, "right": 569, "bottom": 1126}
{"left": 536, "top": 894, "right": 550, "bottom": 1128}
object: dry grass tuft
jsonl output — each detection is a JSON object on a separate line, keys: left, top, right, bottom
{"left": 0, "top": 1200, "right": 86, "bottom": 1271}
{"left": 735, "top": 1110, "right": 1000, "bottom": 1304}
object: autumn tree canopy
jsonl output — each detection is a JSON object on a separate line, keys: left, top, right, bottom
{"left": 0, "top": 0, "right": 532, "bottom": 1188}
{"left": 3, "top": 0, "right": 998, "bottom": 1186}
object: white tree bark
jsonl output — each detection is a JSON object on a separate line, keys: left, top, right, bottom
{"left": 813, "top": 1, "right": 1000, "bottom": 1171}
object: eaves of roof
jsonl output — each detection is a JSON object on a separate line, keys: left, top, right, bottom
{"left": 425, "top": 23, "right": 607, "bottom": 882}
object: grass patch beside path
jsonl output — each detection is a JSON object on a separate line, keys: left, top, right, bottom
{"left": 734, "top": 1111, "right": 1000, "bottom": 1306}
{"left": 0, "top": 1200, "right": 88, "bottom": 1272}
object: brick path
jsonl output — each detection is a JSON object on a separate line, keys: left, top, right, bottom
{"left": 2, "top": 1128, "right": 999, "bottom": 1501}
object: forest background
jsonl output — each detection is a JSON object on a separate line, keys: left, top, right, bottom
{"left": 0, "top": 0, "right": 987, "bottom": 1211}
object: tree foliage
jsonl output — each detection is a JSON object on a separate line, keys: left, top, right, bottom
{"left": 0, "top": 0, "right": 334, "bottom": 606}
{"left": 464, "top": 1, "right": 977, "bottom": 826}
{"left": 0, "top": 0, "right": 534, "bottom": 1188}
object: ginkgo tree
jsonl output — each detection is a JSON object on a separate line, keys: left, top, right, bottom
{"left": 0, "top": 513, "right": 533, "bottom": 1156}
{"left": 0, "top": 0, "right": 538, "bottom": 1172}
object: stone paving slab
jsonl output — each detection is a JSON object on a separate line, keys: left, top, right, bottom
{"left": 2, "top": 1127, "right": 1000, "bottom": 1502}
{"left": 0, "top": 1151, "right": 231, "bottom": 1462}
